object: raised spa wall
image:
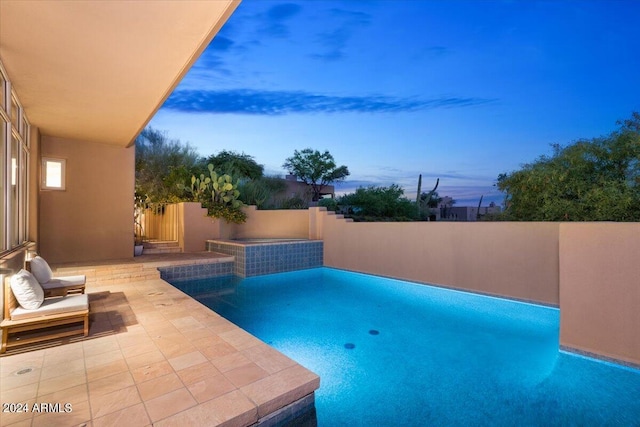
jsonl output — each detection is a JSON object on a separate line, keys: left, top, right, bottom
{"left": 206, "top": 239, "right": 323, "bottom": 277}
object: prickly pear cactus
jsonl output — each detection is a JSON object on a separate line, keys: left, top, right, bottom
{"left": 182, "top": 164, "right": 246, "bottom": 223}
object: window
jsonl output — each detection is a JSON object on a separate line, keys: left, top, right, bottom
{"left": 10, "top": 94, "right": 19, "bottom": 128}
{"left": 42, "top": 158, "right": 66, "bottom": 190}
{"left": 10, "top": 134, "right": 19, "bottom": 247}
{"left": 0, "top": 122, "right": 5, "bottom": 251}
{"left": 0, "top": 71, "right": 5, "bottom": 110}
{"left": 0, "top": 59, "right": 30, "bottom": 253}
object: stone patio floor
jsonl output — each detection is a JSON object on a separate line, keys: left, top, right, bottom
{"left": 0, "top": 254, "right": 319, "bottom": 426}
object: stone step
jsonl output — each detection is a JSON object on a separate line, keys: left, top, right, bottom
{"left": 142, "top": 240, "right": 181, "bottom": 255}
{"left": 143, "top": 240, "right": 179, "bottom": 249}
{"left": 53, "top": 264, "right": 161, "bottom": 285}
{"left": 142, "top": 247, "right": 182, "bottom": 255}
{"left": 51, "top": 254, "right": 235, "bottom": 285}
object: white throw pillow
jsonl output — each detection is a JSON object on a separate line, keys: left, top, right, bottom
{"left": 29, "top": 256, "right": 53, "bottom": 284}
{"left": 10, "top": 269, "right": 45, "bottom": 310}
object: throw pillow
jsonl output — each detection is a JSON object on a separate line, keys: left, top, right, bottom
{"left": 10, "top": 269, "right": 45, "bottom": 310}
{"left": 29, "top": 255, "right": 54, "bottom": 284}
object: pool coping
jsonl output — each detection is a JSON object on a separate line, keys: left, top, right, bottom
{"left": 206, "top": 238, "right": 320, "bottom": 247}
{"left": 0, "top": 255, "right": 320, "bottom": 426}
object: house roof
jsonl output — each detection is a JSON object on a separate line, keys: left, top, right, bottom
{"left": 0, "top": 0, "right": 239, "bottom": 147}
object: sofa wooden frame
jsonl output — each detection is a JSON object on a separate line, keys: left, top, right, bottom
{"left": 1, "top": 277, "right": 89, "bottom": 354}
{"left": 25, "top": 260, "right": 86, "bottom": 298}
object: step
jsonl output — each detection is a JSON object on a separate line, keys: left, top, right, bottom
{"left": 51, "top": 254, "right": 234, "bottom": 285}
{"left": 142, "top": 246, "right": 182, "bottom": 255}
{"left": 142, "top": 240, "right": 181, "bottom": 255}
{"left": 143, "top": 240, "right": 179, "bottom": 249}
{"left": 52, "top": 263, "right": 161, "bottom": 284}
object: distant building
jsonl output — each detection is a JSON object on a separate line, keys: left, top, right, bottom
{"left": 283, "top": 174, "right": 335, "bottom": 200}
{"left": 266, "top": 175, "right": 335, "bottom": 207}
{"left": 438, "top": 196, "right": 455, "bottom": 209}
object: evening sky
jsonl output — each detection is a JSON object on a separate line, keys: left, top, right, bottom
{"left": 149, "top": 0, "right": 640, "bottom": 205}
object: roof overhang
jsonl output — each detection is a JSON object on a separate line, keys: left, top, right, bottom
{"left": 0, "top": 0, "right": 239, "bottom": 147}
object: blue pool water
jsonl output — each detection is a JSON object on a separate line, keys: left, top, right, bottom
{"left": 171, "top": 268, "right": 640, "bottom": 426}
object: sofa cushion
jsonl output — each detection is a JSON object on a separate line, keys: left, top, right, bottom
{"left": 10, "top": 270, "right": 45, "bottom": 310}
{"left": 41, "top": 275, "right": 86, "bottom": 290}
{"left": 10, "top": 294, "right": 88, "bottom": 320}
{"left": 29, "top": 256, "right": 54, "bottom": 284}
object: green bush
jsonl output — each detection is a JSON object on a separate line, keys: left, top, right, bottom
{"left": 318, "top": 198, "right": 338, "bottom": 211}
{"left": 281, "top": 196, "right": 307, "bottom": 209}
{"left": 206, "top": 204, "right": 247, "bottom": 224}
{"left": 339, "top": 185, "right": 418, "bottom": 221}
{"left": 238, "top": 176, "right": 288, "bottom": 209}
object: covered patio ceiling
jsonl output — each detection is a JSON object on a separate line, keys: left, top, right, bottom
{"left": 0, "top": 0, "right": 239, "bottom": 147}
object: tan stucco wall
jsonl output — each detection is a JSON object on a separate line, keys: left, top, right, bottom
{"left": 229, "top": 206, "right": 310, "bottom": 239}
{"left": 178, "top": 202, "right": 224, "bottom": 252}
{"left": 39, "top": 136, "right": 134, "bottom": 263}
{"left": 320, "top": 211, "right": 560, "bottom": 305}
{"left": 153, "top": 204, "right": 311, "bottom": 251}
{"left": 559, "top": 223, "right": 640, "bottom": 365}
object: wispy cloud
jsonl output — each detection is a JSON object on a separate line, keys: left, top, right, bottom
{"left": 425, "top": 46, "right": 449, "bottom": 57}
{"left": 311, "top": 8, "right": 371, "bottom": 61}
{"left": 162, "top": 89, "right": 495, "bottom": 115}
{"left": 187, "top": 32, "right": 239, "bottom": 80}
{"left": 259, "top": 3, "right": 303, "bottom": 38}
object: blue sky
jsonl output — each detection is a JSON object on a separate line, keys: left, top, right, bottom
{"left": 149, "top": 0, "right": 640, "bottom": 206}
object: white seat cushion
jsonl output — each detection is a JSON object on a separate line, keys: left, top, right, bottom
{"left": 10, "top": 294, "right": 88, "bottom": 320}
{"left": 29, "top": 256, "right": 54, "bottom": 284}
{"left": 10, "top": 270, "right": 44, "bottom": 310}
{"left": 41, "top": 275, "right": 86, "bottom": 290}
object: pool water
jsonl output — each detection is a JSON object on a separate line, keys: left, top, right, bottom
{"left": 171, "top": 268, "right": 640, "bottom": 426}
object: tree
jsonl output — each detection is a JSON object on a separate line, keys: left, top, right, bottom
{"left": 282, "top": 148, "right": 350, "bottom": 201}
{"left": 135, "top": 127, "right": 203, "bottom": 202}
{"left": 496, "top": 112, "right": 640, "bottom": 221}
{"left": 205, "top": 150, "right": 264, "bottom": 180}
{"left": 339, "top": 185, "right": 418, "bottom": 221}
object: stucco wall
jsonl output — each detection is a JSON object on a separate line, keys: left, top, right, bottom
{"left": 319, "top": 210, "right": 560, "bottom": 305}
{"left": 178, "top": 202, "right": 225, "bottom": 252}
{"left": 148, "top": 204, "right": 311, "bottom": 251}
{"left": 228, "top": 206, "right": 310, "bottom": 239}
{"left": 559, "top": 223, "right": 640, "bottom": 365}
{"left": 39, "top": 136, "right": 134, "bottom": 263}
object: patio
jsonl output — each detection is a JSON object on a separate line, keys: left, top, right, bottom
{"left": 0, "top": 254, "right": 319, "bottom": 426}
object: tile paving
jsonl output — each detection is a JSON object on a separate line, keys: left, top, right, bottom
{"left": 0, "top": 254, "right": 319, "bottom": 426}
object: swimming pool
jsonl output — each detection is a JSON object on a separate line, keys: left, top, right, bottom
{"left": 170, "top": 268, "right": 640, "bottom": 425}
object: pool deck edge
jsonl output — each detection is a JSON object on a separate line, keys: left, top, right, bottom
{"left": 0, "top": 260, "right": 320, "bottom": 427}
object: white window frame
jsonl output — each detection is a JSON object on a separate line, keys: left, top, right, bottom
{"left": 41, "top": 157, "right": 66, "bottom": 190}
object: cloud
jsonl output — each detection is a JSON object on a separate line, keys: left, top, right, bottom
{"left": 209, "top": 36, "right": 234, "bottom": 52}
{"left": 423, "top": 46, "right": 449, "bottom": 58}
{"left": 188, "top": 34, "right": 238, "bottom": 79}
{"left": 268, "top": 3, "right": 302, "bottom": 20}
{"left": 311, "top": 8, "right": 372, "bottom": 62}
{"left": 162, "top": 89, "right": 495, "bottom": 115}
{"left": 259, "top": 3, "right": 302, "bottom": 38}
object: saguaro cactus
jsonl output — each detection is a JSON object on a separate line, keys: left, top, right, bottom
{"left": 417, "top": 175, "right": 439, "bottom": 220}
